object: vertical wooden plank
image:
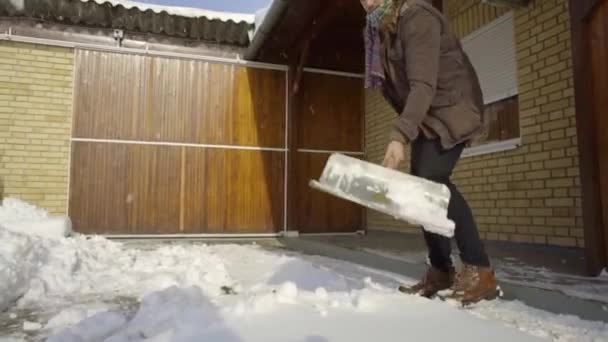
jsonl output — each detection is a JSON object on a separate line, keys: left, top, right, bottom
{"left": 182, "top": 147, "right": 220, "bottom": 233}
{"left": 287, "top": 65, "right": 299, "bottom": 232}
{"left": 225, "top": 150, "right": 285, "bottom": 233}
{"left": 180, "top": 146, "right": 186, "bottom": 232}
{"left": 473, "top": 3, "right": 480, "bottom": 28}
{"left": 199, "top": 63, "right": 235, "bottom": 146}
{"left": 458, "top": 17, "right": 465, "bottom": 38}
{"left": 73, "top": 50, "right": 146, "bottom": 140}
{"left": 181, "top": 148, "right": 211, "bottom": 233}
{"left": 233, "top": 67, "right": 287, "bottom": 148}
{"left": 463, "top": 10, "right": 472, "bottom": 36}
{"left": 142, "top": 56, "right": 190, "bottom": 142}
{"left": 181, "top": 149, "right": 284, "bottom": 233}
{"left": 127, "top": 145, "right": 181, "bottom": 234}
{"left": 569, "top": 0, "right": 607, "bottom": 275}
{"left": 293, "top": 72, "right": 365, "bottom": 234}
{"left": 588, "top": 0, "right": 608, "bottom": 264}
{"left": 482, "top": 3, "right": 488, "bottom": 25}
{"left": 69, "top": 142, "right": 130, "bottom": 234}
{"left": 296, "top": 73, "right": 364, "bottom": 152}
{"left": 602, "top": 0, "right": 608, "bottom": 265}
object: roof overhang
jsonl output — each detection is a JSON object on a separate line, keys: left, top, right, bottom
{"left": 245, "top": 0, "right": 366, "bottom": 73}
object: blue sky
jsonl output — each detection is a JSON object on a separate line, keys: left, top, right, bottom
{"left": 133, "top": 0, "right": 272, "bottom": 13}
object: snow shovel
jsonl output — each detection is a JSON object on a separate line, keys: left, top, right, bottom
{"left": 309, "top": 153, "right": 455, "bottom": 237}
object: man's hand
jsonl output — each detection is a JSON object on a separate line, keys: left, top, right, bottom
{"left": 382, "top": 140, "right": 406, "bottom": 169}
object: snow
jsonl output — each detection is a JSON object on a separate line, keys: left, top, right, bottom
{"left": 22, "top": 321, "right": 42, "bottom": 331}
{"left": 0, "top": 227, "right": 45, "bottom": 311}
{"left": 252, "top": 4, "right": 271, "bottom": 34}
{"left": 82, "top": 0, "right": 254, "bottom": 23}
{"left": 362, "top": 248, "right": 608, "bottom": 304}
{"left": 315, "top": 153, "right": 455, "bottom": 237}
{"left": 496, "top": 258, "right": 608, "bottom": 304}
{"left": 0, "top": 198, "right": 71, "bottom": 239}
{"left": 44, "top": 306, "right": 113, "bottom": 331}
{"left": 1, "top": 200, "right": 607, "bottom": 341}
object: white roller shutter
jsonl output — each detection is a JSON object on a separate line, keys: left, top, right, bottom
{"left": 461, "top": 12, "right": 518, "bottom": 105}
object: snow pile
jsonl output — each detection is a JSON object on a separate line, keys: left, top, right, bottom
{"left": 33, "top": 243, "right": 608, "bottom": 341}
{"left": 44, "top": 305, "right": 114, "bottom": 331}
{"left": 47, "top": 284, "right": 549, "bottom": 342}
{"left": 0, "top": 199, "right": 607, "bottom": 341}
{"left": 0, "top": 225, "right": 237, "bottom": 334}
{"left": 0, "top": 198, "right": 71, "bottom": 239}
{"left": 0, "top": 197, "right": 72, "bottom": 309}
{"left": 1, "top": 235, "right": 606, "bottom": 341}
{"left": 48, "top": 311, "right": 127, "bottom": 342}
{"left": 0, "top": 228, "right": 46, "bottom": 311}
{"left": 12, "top": 237, "right": 234, "bottom": 307}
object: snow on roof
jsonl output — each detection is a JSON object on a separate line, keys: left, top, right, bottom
{"left": 83, "top": 0, "right": 255, "bottom": 23}
{"left": 252, "top": 3, "right": 272, "bottom": 35}
{"left": 2, "top": 0, "right": 254, "bottom": 45}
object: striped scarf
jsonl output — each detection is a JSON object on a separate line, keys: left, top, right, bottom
{"left": 364, "top": 0, "right": 393, "bottom": 89}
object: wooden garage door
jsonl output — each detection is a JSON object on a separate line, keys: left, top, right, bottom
{"left": 571, "top": 0, "right": 608, "bottom": 274}
{"left": 69, "top": 49, "right": 286, "bottom": 234}
{"left": 588, "top": 0, "right": 608, "bottom": 269}
{"left": 294, "top": 71, "right": 365, "bottom": 233}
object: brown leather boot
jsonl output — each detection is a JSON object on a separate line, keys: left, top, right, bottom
{"left": 398, "top": 266, "right": 455, "bottom": 298}
{"left": 444, "top": 264, "right": 500, "bottom": 305}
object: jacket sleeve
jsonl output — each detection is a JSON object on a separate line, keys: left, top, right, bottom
{"left": 391, "top": 10, "right": 441, "bottom": 143}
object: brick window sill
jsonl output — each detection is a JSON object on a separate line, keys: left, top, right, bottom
{"left": 461, "top": 137, "right": 522, "bottom": 158}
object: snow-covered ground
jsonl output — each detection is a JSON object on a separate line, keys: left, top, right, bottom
{"left": 362, "top": 248, "right": 608, "bottom": 304}
{"left": 1, "top": 199, "right": 607, "bottom": 342}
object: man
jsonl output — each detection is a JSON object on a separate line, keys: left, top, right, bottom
{"left": 359, "top": 0, "right": 499, "bottom": 304}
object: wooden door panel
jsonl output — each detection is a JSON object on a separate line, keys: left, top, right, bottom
{"left": 296, "top": 73, "right": 364, "bottom": 152}
{"left": 588, "top": 0, "right": 608, "bottom": 262}
{"left": 293, "top": 72, "right": 365, "bottom": 234}
{"left": 295, "top": 152, "right": 363, "bottom": 233}
{"left": 70, "top": 143, "right": 284, "bottom": 234}
{"left": 182, "top": 148, "right": 284, "bottom": 233}
{"left": 71, "top": 50, "right": 287, "bottom": 235}
{"left": 72, "top": 50, "right": 147, "bottom": 141}
{"left": 126, "top": 144, "right": 182, "bottom": 234}
{"left": 69, "top": 142, "right": 181, "bottom": 234}
{"left": 572, "top": 0, "right": 608, "bottom": 273}
{"left": 69, "top": 142, "right": 130, "bottom": 234}
{"left": 73, "top": 50, "right": 286, "bottom": 148}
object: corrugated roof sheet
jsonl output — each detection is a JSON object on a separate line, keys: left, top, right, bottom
{"left": 0, "top": 0, "right": 254, "bottom": 46}
{"left": 83, "top": 0, "right": 254, "bottom": 23}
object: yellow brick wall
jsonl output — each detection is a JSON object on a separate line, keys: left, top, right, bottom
{"left": 0, "top": 42, "right": 74, "bottom": 215}
{"left": 365, "top": 0, "right": 583, "bottom": 247}
{"left": 365, "top": 89, "right": 418, "bottom": 234}
{"left": 444, "top": 0, "right": 511, "bottom": 37}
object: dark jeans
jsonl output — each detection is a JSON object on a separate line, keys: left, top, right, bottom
{"left": 410, "top": 136, "right": 491, "bottom": 271}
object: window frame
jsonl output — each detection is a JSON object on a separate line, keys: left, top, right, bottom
{"left": 459, "top": 11, "right": 522, "bottom": 157}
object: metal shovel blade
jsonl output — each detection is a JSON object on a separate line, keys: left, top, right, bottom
{"left": 309, "top": 153, "right": 455, "bottom": 238}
